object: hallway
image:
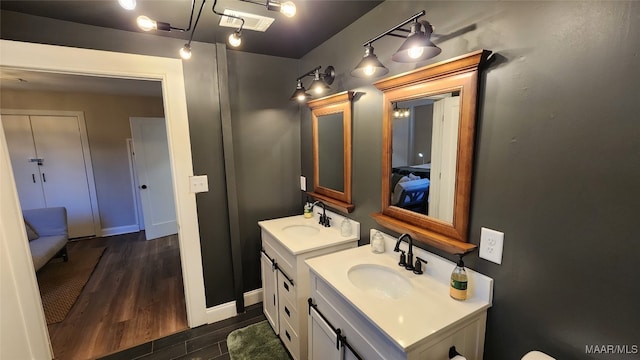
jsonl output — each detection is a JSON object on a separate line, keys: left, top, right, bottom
{"left": 44, "top": 232, "right": 187, "bottom": 359}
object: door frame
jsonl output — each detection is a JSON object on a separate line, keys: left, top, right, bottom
{"left": 1, "top": 109, "right": 102, "bottom": 237}
{"left": 0, "top": 39, "right": 207, "bottom": 359}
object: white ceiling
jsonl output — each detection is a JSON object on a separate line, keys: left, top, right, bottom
{"left": 0, "top": 68, "right": 163, "bottom": 97}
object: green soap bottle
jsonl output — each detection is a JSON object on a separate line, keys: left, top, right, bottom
{"left": 450, "top": 254, "right": 468, "bottom": 301}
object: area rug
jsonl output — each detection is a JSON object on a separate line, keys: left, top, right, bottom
{"left": 227, "top": 320, "right": 290, "bottom": 360}
{"left": 37, "top": 246, "right": 106, "bottom": 325}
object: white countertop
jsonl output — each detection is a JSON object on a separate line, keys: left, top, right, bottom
{"left": 258, "top": 213, "right": 360, "bottom": 255}
{"left": 306, "top": 231, "right": 493, "bottom": 352}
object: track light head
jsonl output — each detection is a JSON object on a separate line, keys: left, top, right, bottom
{"left": 228, "top": 30, "right": 242, "bottom": 47}
{"left": 266, "top": 0, "right": 297, "bottom": 17}
{"left": 180, "top": 44, "right": 192, "bottom": 60}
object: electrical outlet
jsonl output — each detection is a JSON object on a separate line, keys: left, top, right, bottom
{"left": 189, "top": 175, "right": 209, "bottom": 193}
{"left": 300, "top": 176, "right": 306, "bottom": 191}
{"left": 479, "top": 227, "right": 504, "bottom": 264}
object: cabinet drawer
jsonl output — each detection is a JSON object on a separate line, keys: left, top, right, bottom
{"left": 277, "top": 269, "right": 297, "bottom": 305}
{"left": 278, "top": 293, "right": 299, "bottom": 334}
{"left": 279, "top": 313, "right": 300, "bottom": 360}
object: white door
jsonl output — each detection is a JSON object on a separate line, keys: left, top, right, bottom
{"left": 1, "top": 114, "right": 96, "bottom": 238}
{"left": 130, "top": 117, "right": 177, "bottom": 240}
{"left": 261, "top": 251, "right": 279, "bottom": 334}
{"left": 429, "top": 96, "right": 460, "bottom": 223}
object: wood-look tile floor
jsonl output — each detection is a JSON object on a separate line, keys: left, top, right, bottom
{"left": 98, "top": 303, "right": 266, "bottom": 360}
{"left": 45, "top": 232, "right": 188, "bottom": 360}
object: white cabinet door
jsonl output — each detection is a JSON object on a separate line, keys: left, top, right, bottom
{"left": 261, "top": 251, "right": 279, "bottom": 334}
{"left": 309, "top": 306, "right": 341, "bottom": 360}
{"left": 1, "top": 115, "right": 46, "bottom": 209}
{"left": 31, "top": 115, "right": 95, "bottom": 238}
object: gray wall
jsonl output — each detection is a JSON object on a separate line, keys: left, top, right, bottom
{"left": 0, "top": 10, "right": 300, "bottom": 308}
{"left": 300, "top": 1, "right": 640, "bottom": 359}
{"left": 226, "top": 50, "right": 301, "bottom": 291}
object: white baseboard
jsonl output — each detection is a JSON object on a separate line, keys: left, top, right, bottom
{"left": 100, "top": 224, "right": 140, "bottom": 237}
{"left": 244, "top": 288, "right": 263, "bottom": 306}
{"left": 205, "top": 288, "right": 263, "bottom": 324}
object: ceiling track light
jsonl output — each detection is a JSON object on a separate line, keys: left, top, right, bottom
{"left": 240, "top": 0, "right": 297, "bottom": 18}
{"left": 290, "top": 65, "right": 336, "bottom": 102}
{"left": 351, "top": 10, "right": 441, "bottom": 78}
{"left": 129, "top": 0, "right": 297, "bottom": 58}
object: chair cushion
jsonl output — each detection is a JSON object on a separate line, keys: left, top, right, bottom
{"left": 25, "top": 220, "right": 40, "bottom": 241}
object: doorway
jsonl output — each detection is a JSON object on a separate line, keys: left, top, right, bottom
{"left": 0, "top": 40, "right": 207, "bottom": 359}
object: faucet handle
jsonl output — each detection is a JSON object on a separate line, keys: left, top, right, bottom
{"left": 324, "top": 216, "right": 331, "bottom": 227}
{"left": 398, "top": 250, "right": 406, "bottom": 267}
{"left": 413, "top": 257, "right": 428, "bottom": 275}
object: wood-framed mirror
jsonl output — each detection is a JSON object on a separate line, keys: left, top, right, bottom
{"left": 307, "top": 91, "right": 354, "bottom": 213}
{"left": 371, "top": 50, "right": 491, "bottom": 254}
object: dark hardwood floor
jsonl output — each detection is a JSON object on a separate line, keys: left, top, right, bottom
{"left": 45, "top": 232, "right": 188, "bottom": 360}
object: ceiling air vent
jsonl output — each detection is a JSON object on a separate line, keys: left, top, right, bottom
{"left": 220, "top": 9, "right": 275, "bottom": 32}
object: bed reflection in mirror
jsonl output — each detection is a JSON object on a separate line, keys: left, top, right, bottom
{"left": 390, "top": 92, "right": 460, "bottom": 224}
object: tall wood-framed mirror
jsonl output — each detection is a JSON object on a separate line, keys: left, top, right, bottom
{"left": 307, "top": 91, "right": 354, "bottom": 213}
{"left": 371, "top": 50, "right": 491, "bottom": 254}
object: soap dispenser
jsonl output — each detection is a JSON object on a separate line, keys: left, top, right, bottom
{"left": 370, "top": 231, "right": 385, "bottom": 253}
{"left": 450, "top": 254, "right": 468, "bottom": 301}
{"left": 303, "top": 203, "right": 313, "bottom": 219}
{"left": 340, "top": 218, "right": 352, "bottom": 237}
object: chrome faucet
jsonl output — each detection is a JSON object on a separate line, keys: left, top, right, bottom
{"left": 394, "top": 233, "right": 414, "bottom": 271}
{"left": 312, "top": 200, "right": 331, "bottom": 227}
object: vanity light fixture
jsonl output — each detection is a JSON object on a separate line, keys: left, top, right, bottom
{"left": 290, "top": 66, "right": 336, "bottom": 102}
{"left": 351, "top": 10, "right": 441, "bottom": 78}
{"left": 393, "top": 103, "right": 410, "bottom": 118}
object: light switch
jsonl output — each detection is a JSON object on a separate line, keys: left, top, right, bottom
{"left": 479, "top": 227, "right": 504, "bottom": 264}
{"left": 300, "top": 176, "right": 307, "bottom": 191}
{"left": 189, "top": 175, "right": 209, "bottom": 193}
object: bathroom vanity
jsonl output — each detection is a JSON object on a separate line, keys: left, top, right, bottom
{"left": 258, "top": 213, "right": 360, "bottom": 360}
{"left": 306, "top": 230, "right": 493, "bottom": 360}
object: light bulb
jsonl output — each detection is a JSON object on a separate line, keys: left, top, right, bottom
{"left": 297, "top": 94, "right": 306, "bottom": 102}
{"left": 180, "top": 44, "right": 192, "bottom": 60}
{"left": 118, "top": 0, "right": 136, "bottom": 10}
{"left": 137, "top": 16, "right": 157, "bottom": 31}
{"left": 403, "top": 109, "right": 410, "bottom": 117}
{"left": 280, "top": 1, "right": 296, "bottom": 17}
{"left": 228, "top": 32, "right": 242, "bottom": 47}
{"left": 364, "top": 66, "right": 375, "bottom": 76}
{"left": 314, "top": 86, "right": 323, "bottom": 95}
{"left": 394, "top": 110, "right": 400, "bottom": 117}
{"left": 408, "top": 46, "right": 424, "bottom": 59}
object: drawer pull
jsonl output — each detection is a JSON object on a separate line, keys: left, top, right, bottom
{"left": 283, "top": 281, "right": 289, "bottom": 291}
{"left": 285, "top": 306, "right": 290, "bottom": 317}
{"left": 285, "top": 330, "right": 291, "bottom": 341}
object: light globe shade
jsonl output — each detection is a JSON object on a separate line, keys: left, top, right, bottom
{"left": 280, "top": 1, "right": 296, "bottom": 17}
{"left": 228, "top": 32, "right": 242, "bottom": 47}
{"left": 137, "top": 16, "right": 157, "bottom": 31}
{"left": 351, "top": 45, "right": 389, "bottom": 78}
{"left": 118, "top": 0, "right": 136, "bottom": 10}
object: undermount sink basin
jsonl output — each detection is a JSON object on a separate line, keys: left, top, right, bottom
{"left": 347, "top": 264, "right": 413, "bottom": 300}
{"left": 282, "top": 224, "right": 320, "bottom": 237}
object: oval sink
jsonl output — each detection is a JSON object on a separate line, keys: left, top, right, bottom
{"left": 282, "top": 224, "right": 320, "bottom": 237}
{"left": 347, "top": 264, "right": 413, "bottom": 300}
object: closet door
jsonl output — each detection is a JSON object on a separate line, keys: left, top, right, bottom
{"left": 1, "top": 114, "right": 46, "bottom": 209}
{"left": 30, "top": 115, "right": 95, "bottom": 238}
